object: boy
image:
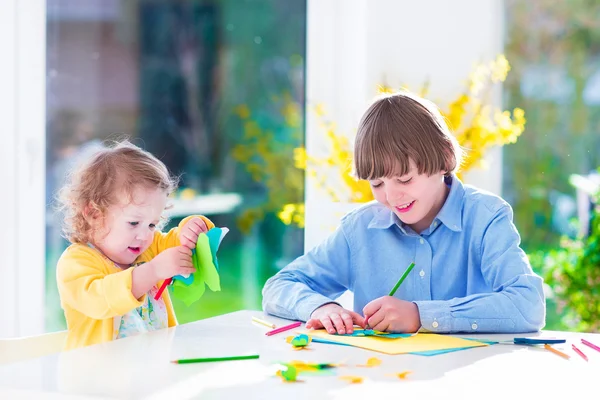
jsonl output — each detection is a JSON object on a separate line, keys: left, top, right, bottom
{"left": 262, "top": 92, "right": 545, "bottom": 334}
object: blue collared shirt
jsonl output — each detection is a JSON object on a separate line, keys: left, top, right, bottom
{"left": 262, "top": 176, "right": 546, "bottom": 333}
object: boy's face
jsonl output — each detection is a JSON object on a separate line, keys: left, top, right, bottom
{"left": 369, "top": 160, "right": 448, "bottom": 234}
{"left": 92, "top": 186, "right": 168, "bottom": 268}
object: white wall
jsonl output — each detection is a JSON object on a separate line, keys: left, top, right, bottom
{"left": 0, "top": 0, "right": 46, "bottom": 337}
{"left": 305, "top": 0, "right": 503, "bottom": 308}
{"left": 305, "top": 0, "right": 504, "bottom": 252}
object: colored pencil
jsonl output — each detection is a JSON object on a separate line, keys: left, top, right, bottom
{"left": 171, "top": 354, "right": 259, "bottom": 364}
{"left": 155, "top": 278, "right": 172, "bottom": 300}
{"left": 544, "top": 344, "right": 570, "bottom": 360}
{"left": 571, "top": 344, "right": 588, "bottom": 361}
{"left": 364, "top": 316, "right": 371, "bottom": 330}
{"left": 581, "top": 338, "right": 600, "bottom": 353}
{"left": 252, "top": 316, "right": 276, "bottom": 329}
{"left": 389, "top": 262, "right": 416, "bottom": 296}
{"left": 265, "top": 321, "right": 302, "bottom": 336}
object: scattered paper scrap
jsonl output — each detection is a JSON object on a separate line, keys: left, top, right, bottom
{"left": 276, "top": 364, "right": 299, "bottom": 382}
{"left": 288, "top": 360, "right": 339, "bottom": 371}
{"left": 356, "top": 357, "right": 382, "bottom": 368}
{"left": 339, "top": 375, "right": 364, "bottom": 384}
{"left": 286, "top": 334, "right": 312, "bottom": 350}
{"left": 387, "top": 371, "right": 412, "bottom": 379}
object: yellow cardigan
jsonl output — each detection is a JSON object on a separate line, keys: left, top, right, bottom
{"left": 56, "top": 215, "right": 214, "bottom": 350}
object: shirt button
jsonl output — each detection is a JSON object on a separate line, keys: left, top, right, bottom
{"left": 471, "top": 323, "right": 478, "bottom": 330}
{"left": 433, "top": 221, "right": 438, "bottom": 227}
{"left": 419, "top": 270, "right": 425, "bottom": 277}
{"left": 432, "top": 321, "right": 439, "bottom": 328}
{"left": 419, "top": 238, "right": 424, "bottom": 244}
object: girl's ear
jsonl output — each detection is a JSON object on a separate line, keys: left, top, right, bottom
{"left": 83, "top": 203, "right": 101, "bottom": 223}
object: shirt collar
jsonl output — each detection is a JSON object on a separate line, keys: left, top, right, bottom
{"left": 368, "top": 204, "right": 399, "bottom": 230}
{"left": 435, "top": 175, "right": 464, "bottom": 232}
{"left": 367, "top": 175, "right": 464, "bottom": 232}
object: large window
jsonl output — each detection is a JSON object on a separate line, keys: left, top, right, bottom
{"left": 45, "top": 0, "right": 306, "bottom": 330}
{"left": 504, "top": 0, "right": 600, "bottom": 329}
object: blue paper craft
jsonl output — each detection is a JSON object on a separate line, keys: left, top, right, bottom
{"left": 311, "top": 335, "right": 491, "bottom": 356}
{"left": 337, "top": 329, "right": 413, "bottom": 339}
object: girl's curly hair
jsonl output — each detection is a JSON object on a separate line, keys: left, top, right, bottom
{"left": 57, "top": 139, "right": 179, "bottom": 244}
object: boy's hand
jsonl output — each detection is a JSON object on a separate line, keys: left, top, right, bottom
{"left": 150, "top": 246, "right": 195, "bottom": 280}
{"left": 179, "top": 217, "right": 208, "bottom": 249}
{"left": 306, "top": 303, "right": 365, "bottom": 334}
{"left": 363, "top": 297, "right": 421, "bottom": 333}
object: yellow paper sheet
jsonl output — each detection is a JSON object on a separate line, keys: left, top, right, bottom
{"left": 301, "top": 329, "right": 488, "bottom": 355}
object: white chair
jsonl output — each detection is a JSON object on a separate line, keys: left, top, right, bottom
{"left": 0, "top": 330, "right": 66, "bottom": 365}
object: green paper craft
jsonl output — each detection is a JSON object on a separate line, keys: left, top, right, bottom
{"left": 171, "top": 228, "right": 226, "bottom": 306}
{"left": 277, "top": 364, "right": 298, "bottom": 382}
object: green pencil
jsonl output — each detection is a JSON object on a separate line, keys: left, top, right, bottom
{"left": 171, "top": 354, "right": 260, "bottom": 364}
{"left": 389, "top": 262, "right": 416, "bottom": 296}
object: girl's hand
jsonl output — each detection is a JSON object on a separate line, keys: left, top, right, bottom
{"left": 179, "top": 217, "right": 208, "bottom": 250}
{"left": 150, "top": 246, "right": 195, "bottom": 280}
{"left": 363, "top": 296, "right": 421, "bottom": 333}
{"left": 306, "top": 303, "right": 366, "bottom": 334}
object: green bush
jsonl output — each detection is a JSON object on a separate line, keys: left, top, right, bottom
{"left": 537, "top": 181, "right": 600, "bottom": 332}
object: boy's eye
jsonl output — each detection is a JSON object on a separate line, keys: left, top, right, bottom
{"left": 129, "top": 222, "right": 139, "bottom": 226}
{"left": 397, "top": 177, "right": 412, "bottom": 184}
{"left": 370, "top": 182, "right": 382, "bottom": 188}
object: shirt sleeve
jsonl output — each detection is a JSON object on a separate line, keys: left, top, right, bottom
{"left": 57, "top": 248, "right": 144, "bottom": 319}
{"left": 262, "top": 223, "right": 353, "bottom": 322}
{"left": 414, "top": 204, "right": 546, "bottom": 333}
{"left": 148, "top": 215, "right": 215, "bottom": 254}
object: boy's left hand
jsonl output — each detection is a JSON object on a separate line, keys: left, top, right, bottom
{"left": 179, "top": 217, "right": 208, "bottom": 250}
{"left": 363, "top": 297, "right": 421, "bottom": 333}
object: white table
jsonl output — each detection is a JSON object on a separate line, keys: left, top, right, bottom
{"left": 0, "top": 310, "right": 598, "bottom": 399}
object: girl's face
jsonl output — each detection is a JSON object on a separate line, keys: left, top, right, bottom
{"left": 92, "top": 186, "right": 168, "bottom": 268}
{"left": 369, "top": 159, "right": 449, "bottom": 234}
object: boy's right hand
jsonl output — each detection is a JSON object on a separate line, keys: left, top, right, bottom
{"left": 306, "top": 303, "right": 365, "bottom": 334}
{"left": 150, "top": 246, "right": 196, "bottom": 280}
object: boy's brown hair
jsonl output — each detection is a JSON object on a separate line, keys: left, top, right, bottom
{"left": 354, "top": 91, "right": 463, "bottom": 180}
{"left": 58, "top": 139, "right": 178, "bottom": 244}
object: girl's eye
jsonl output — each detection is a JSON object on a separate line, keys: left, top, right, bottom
{"left": 129, "top": 222, "right": 139, "bottom": 226}
{"left": 149, "top": 224, "right": 156, "bottom": 229}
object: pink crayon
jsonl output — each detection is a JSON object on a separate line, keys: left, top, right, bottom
{"left": 581, "top": 338, "right": 600, "bottom": 353}
{"left": 265, "top": 321, "right": 302, "bottom": 336}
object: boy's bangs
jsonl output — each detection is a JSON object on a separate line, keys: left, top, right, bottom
{"left": 355, "top": 131, "right": 411, "bottom": 180}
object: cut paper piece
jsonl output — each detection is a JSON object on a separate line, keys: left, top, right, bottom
{"left": 311, "top": 337, "right": 486, "bottom": 357}
{"left": 409, "top": 347, "right": 477, "bottom": 356}
{"left": 340, "top": 329, "right": 413, "bottom": 339}
{"left": 302, "top": 329, "right": 489, "bottom": 355}
{"left": 276, "top": 364, "right": 299, "bottom": 382}
{"left": 286, "top": 334, "right": 312, "bottom": 350}
{"left": 356, "top": 357, "right": 382, "bottom": 368}
{"left": 387, "top": 371, "right": 412, "bottom": 379}
{"left": 339, "top": 376, "right": 364, "bottom": 384}
{"left": 288, "top": 360, "right": 340, "bottom": 371}
{"left": 171, "top": 227, "right": 228, "bottom": 306}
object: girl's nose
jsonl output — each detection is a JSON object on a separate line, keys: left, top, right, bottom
{"left": 136, "top": 229, "right": 152, "bottom": 241}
